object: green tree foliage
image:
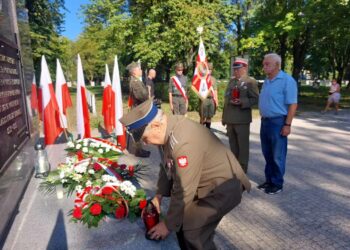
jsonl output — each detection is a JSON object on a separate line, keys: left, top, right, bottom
{"left": 25, "top": 0, "right": 66, "bottom": 75}
{"left": 79, "top": 0, "right": 239, "bottom": 81}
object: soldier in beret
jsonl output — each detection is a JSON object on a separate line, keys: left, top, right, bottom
{"left": 199, "top": 62, "right": 218, "bottom": 129}
{"left": 169, "top": 63, "right": 188, "bottom": 115}
{"left": 120, "top": 99, "right": 251, "bottom": 249}
{"left": 222, "top": 58, "right": 259, "bottom": 173}
{"left": 127, "top": 62, "right": 150, "bottom": 158}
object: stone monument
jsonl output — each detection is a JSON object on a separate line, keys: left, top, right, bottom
{"left": 0, "top": 0, "right": 37, "bottom": 247}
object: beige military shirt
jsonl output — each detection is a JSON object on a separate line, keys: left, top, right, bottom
{"left": 157, "top": 115, "right": 251, "bottom": 231}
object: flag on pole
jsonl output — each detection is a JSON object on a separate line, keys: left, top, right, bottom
{"left": 30, "top": 74, "right": 38, "bottom": 111}
{"left": 39, "top": 56, "right": 62, "bottom": 145}
{"left": 112, "top": 56, "right": 126, "bottom": 149}
{"left": 56, "top": 59, "right": 72, "bottom": 129}
{"left": 76, "top": 54, "right": 91, "bottom": 139}
{"left": 191, "top": 38, "right": 212, "bottom": 100}
{"left": 102, "top": 64, "right": 115, "bottom": 134}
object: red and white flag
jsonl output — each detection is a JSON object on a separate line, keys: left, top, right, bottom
{"left": 30, "top": 74, "right": 38, "bottom": 111}
{"left": 112, "top": 56, "right": 126, "bottom": 149}
{"left": 76, "top": 54, "right": 91, "bottom": 138}
{"left": 39, "top": 56, "right": 62, "bottom": 145}
{"left": 191, "top": 38, "right": 212, "bottom": 100}
{"left": 55, "top": 59, "right": 72, "bottom": 128}
{"left": 102, "top": 64, "right": 115, "bottom": 134}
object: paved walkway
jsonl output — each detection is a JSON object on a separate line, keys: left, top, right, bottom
{"left": 3, "top": 110, "right": 350, "bottom": 249}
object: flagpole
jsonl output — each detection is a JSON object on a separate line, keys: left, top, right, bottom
{"left": 58, "top": 113, "right": 69, "bottom": 140}
{"left": 197, "top": 26, "right": 205, "bottom": 125}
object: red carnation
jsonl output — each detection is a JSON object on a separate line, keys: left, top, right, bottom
{"left": 115, "top": 205, "right": 126, "bottom": 219}
{"left": 119, "top": 164, "right": 127, "bottom": 170}
{"left": 102, "top": 186, "right": 114, "bottom": 195}
{"left": 129, "top": 165, "right": 134, "bottom": 177}
{"left": 93, "top": 162, "right": 102, "bottom": 171}
{"left": 111, "top": 162, "right": 119, "bottom": 168}
{"left": 139, "top": 199, "right": 147, "bottom": 209}
{"left": 90, "top": 203, "right": 102, "bottom": 216}
{"left": 76, "top": 151, "right": 84, "bottom": 161}
{"left": 72, "top": 207, "right": 82, "bottom": 219}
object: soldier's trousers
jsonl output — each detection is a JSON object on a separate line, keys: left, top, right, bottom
{"left": 226, "top": 123, "right": 250, "bottom": 173}
{"left": 172, "top": 96, "right": 187, "bottom": 115}
{"left": 177, "top": 178, "right": 242, "bottom": 250}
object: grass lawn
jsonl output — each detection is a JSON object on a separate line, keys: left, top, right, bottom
{"left": 63, "top": 84, "right": 349, "bottom": 132}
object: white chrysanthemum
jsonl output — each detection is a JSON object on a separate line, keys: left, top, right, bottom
{"left": 88, "top": 169, "right": 95, "bottom": 175}
{"left": 90, "top": 142, "right": 96, "bottom": 148}
{"left": 72, "top": 174, "right": 82, "bottom": 181}
{"left": 82, "top": 147, "right": 89, "bottom": 153}
{"left": 86, "top": 180, "right": 92, "bottom": 187}
{"left": 105, "top": 147, "right": 111, "bottom": 152}
{"left": 67, "top": 141, "right": 74, "bottom": 148}
{"left": 65, "top": 157, "right": 74, "bottom": 165}
{"left": 75, "top": 144, "right": 82, "bottom": 150}
{"left": 61, "top": 179, "right": 67, "bottom": 183}
{"left": 74, "top": 164, "right": 87, "bottom": 174}
{"left": 102, "top": 174, "right": 117, "bottom": 183}
{"left": 120, "top": 181, "right": 136, "bottom": 197}
{"left": 98, "top": 148, "right": 104, "bottom": 154}
{"left": 75, "top": 185, "right": 83, "bottom": 193}
{"left": 59, "top": 171, "right": 65, "bottom": 179}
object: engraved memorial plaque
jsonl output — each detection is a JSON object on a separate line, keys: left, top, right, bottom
{"left": 0, "top": 38, "right": 29, "bottom": 169}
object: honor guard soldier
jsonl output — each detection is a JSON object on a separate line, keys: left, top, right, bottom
{"left": 169, "top": 63, "right": 188, "bottom": 115}
{"left": 120, "top": 99, "right": 251, "bottom": 249}
{"left": 199, "top": 63, "right": 218, "bottom": 129}
{"left": 222, "top": 58, "right": 259, "bottom": 173}
{"left": 127, "top": 61, "right": 150, "bottom": 158}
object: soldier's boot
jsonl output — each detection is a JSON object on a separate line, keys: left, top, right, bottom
{"left": 135, "top": 149, "right": 151, "bottom": 158}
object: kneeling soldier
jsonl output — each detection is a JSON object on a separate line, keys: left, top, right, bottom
{"left": 120, "top": 99, "right": 251, "bottom": 250}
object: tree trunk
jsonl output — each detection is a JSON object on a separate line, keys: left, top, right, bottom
{"left": 278, "top": 33, "right": 288, "bottom": 70}
{"left": 292, "top": 28, "right": 310, "bottom": 86}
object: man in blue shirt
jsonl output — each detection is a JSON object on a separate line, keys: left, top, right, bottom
{"left": 258, "top": 53, "right": 298, "bottom": 194}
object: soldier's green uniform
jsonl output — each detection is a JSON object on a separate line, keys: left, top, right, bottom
{"left": 157, "top": 115, "right": 251, "bottom": 249}
{"left": 169, "top": 75, "right": 187, "bottom": 115}
{"left": 129, "top": 76, "right": 148, "bottom": 107}
{"left": 200, "top": 75, "right": 217, "bottom": 122}
{"left": 128, "top": 64, "right": 150, "bottom": 157}
{"left": 222, "top": 75, "right": 259, "bottom": 173}
{"left": 120, "top": 100, "right": 251, "bottom": 249}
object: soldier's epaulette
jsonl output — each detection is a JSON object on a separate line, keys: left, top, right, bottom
{"left": 169, "top": 131, "right": 178, "bottom": 150}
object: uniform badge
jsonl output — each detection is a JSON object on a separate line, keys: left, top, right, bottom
{"left": 177, "top": 156, "right": 188, "bottom": 168}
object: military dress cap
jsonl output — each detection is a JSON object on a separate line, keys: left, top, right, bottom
{"left": 127, "top": 61, "right": 140, "bottom": 74}
{"left": 119, "top": 99, "right": 158, "bottom": 142}
{"left": 232, "top": 57, "right": 248, "bottom": 69}
{"left": 175, "top": 63, "right": 184, "bottom": 70}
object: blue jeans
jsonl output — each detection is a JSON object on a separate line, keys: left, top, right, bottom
{"left": 260, "top": 116, "right": 287, "bottom": 188}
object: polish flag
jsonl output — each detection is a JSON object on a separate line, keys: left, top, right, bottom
{"left": 191, "top": 38, "right": 212, "bottom": 100}
{"left": 76, "top": 54, "right": 91, "bottom": 138}
{"left": 55, "top": 59, "right": 72, "bottom": 128}
{"left": 30, "top": 74, "right": 38, "bottom": 111}
{"left": 102, "top": 64, "right": 115, "bottom": 134}
{"left": 112, "top": 56, "right": 126, "bottom": 149}
{"left": 39, "top": 56, "right": 62, "bottom": 144}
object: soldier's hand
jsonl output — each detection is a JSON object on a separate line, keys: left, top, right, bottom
{"left": 148, "top": 221, "right": 170, "bottom": 240}
{"left": 151, "top": 194, "right": 162, "bottom": 214}
{"left": 230, "top": 99, "right": 241, "bottom": 105}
